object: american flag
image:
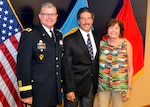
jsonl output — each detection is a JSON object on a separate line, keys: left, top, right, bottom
{"left": 0, "top": 0, "right": 23, "bottom": 107}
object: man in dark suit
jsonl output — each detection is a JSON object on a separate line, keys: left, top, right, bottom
{"left": 62, "top": 7, "right": 101, "bottom": 107}
{"left": 17, "top": 2, "right": 63, "bottom": 107}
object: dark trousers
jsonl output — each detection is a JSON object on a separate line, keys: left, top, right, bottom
{"left": 24, "top": 104, "right": 56, "bottom": 107}
{"left": 64, "top": 84, "right": 94, "bottom": 107}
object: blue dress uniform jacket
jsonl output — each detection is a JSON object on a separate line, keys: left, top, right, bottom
{"left": 17, "top": 23, "right": 63, "bottom": 107}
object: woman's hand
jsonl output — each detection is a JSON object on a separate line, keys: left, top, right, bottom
{"left": 123, "top": 89, "right": 132, "bottom": 102}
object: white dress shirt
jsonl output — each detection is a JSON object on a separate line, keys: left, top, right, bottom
{"left": 42, "top": 24, "right": 54, "bottom": 38}
{"left": 79, "top": 28, "right": 97, "bottom": 58}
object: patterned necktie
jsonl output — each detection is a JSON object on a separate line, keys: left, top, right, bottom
{"left": 50, "top": 30, "right": 56, "bottom": 42}
{"left": 87, "top": 33, "right": 94, "bottom": 62}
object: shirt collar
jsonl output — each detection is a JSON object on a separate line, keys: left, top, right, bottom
{"left": 79, "top": 28, "right": 92, "bottom": 37}
{"left": 41, "top": 24, "right": 54, "bottom": 32}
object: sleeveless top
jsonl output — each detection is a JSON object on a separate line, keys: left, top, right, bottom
{"left": 98, "top": 39, "right": 128, "bottom": 95}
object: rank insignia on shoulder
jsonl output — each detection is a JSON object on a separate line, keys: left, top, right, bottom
{"left": 24, "top": 28, "right": 32, "bottom": 32}
{"left": 56, "top": 29, "right": 62, "bottom": 33}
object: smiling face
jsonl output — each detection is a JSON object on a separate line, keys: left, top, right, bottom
{"left": 39, "top": 6, "right": 58, "bottom": 29}
{"left": 105, "top": 19, "right": 125, "bottom": 38}
{"left": 78, "top": 11, "right": 94, "bottom": 32}
{"left": 107, "top": 23, "right": 120, "bottom": 39}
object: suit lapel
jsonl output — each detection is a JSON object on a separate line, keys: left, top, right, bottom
{"left": 92, "top": 31, "right": 99, "bottom": 53}
{"left": 75, "top": 30, "right": 99, "bottom": 63}
{"left": 75, "top": 30, "right": 92, "bottom": 60}
{"left": 92, "top": 31, "right": 100, "bottom": 63}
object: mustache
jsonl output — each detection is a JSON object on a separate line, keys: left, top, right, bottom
{"left": 83, "top": 23, "right": 90, "bottom": 26}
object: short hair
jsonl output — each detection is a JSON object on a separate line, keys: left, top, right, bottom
{"left": 40, "top": 2, "right": 57, "bottom": 13}
{"left": 77, "top": 7, "right": 95, "bottom": 20}
{"left": 104, "top": 18, "right": 125, "bottom": 38}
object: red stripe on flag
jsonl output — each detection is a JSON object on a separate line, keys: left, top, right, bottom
{"left": 1, "top": 43, "right": 16, "bottom": 74}
{"left": 0, "top": 62, "right": 23, "bottom": 107}
{"left": 9, "top": 35, "right": 20, "bottom": 50}
{"left": 116, "top": 0, "right": 144, "bottom": 79}
{"left": 0, "top": 90, "right": 10, "bottom": 107}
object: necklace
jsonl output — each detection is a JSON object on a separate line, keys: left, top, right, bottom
{"left": 107, "top": 38, "right": 122, "bottom": 46}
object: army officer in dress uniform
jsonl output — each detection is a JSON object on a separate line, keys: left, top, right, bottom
{"left": 17, "top": 2, "right": 63, "bottom": 107}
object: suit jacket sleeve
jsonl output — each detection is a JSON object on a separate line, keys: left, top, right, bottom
{"left": 62, "top": 36, "right": 76, "bottom": 93}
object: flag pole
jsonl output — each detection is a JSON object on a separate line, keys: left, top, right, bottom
{"left": 8, "top": 0, "right": 23, "bottom": 29}
{"left": 86, "top": 0, "right": 89, "bottom": 7}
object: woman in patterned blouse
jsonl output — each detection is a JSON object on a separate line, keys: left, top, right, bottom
{"left": 98, "top": 18, "right": 133, "bottom": 107}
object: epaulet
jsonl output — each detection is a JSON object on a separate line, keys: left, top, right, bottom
{"left": 24, "top": 28, "right": 32, "bottom": 32}
{"left": 56, "top": 29, "right": 62, "bottom": 33}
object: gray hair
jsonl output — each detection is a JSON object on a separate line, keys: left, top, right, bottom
{"left": 40, "top": 2, "right": 56, "bottom": 13}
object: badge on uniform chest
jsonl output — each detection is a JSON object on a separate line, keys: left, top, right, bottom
{"left": 37, "top": 40, "right": 46, "bottom": 52}
{"left": 37, "top": 40, "right": 46, "bottom": 60}
{"left": 39, "top": 54, "right": 44, "bottom": 60}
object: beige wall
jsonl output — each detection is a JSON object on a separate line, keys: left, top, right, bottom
{"left": 124, "top": 0, "right": 150, "bottom": 106}
{"left": 93, "top": 1, "right": 150, "bottom": 107}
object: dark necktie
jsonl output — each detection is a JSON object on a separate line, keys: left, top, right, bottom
{"left": 50, "top": 30, "right": 56, "bottom": 42}
{"left": 87, "top": 33, "right": 94, "bottom": 62}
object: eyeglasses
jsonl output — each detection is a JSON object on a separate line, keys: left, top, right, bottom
{"left": 40, "top": 13, "right": 57, "bottom": 17}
